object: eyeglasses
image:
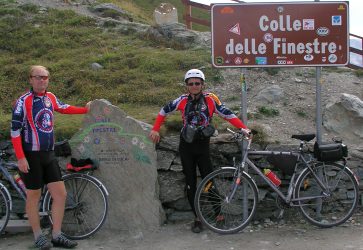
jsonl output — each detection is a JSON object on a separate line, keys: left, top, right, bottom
{"left": 186, "top": 82, "right": 202, "bottom": 86}
{"left": 31, "top": 75, "right": 49, "bottom": 80}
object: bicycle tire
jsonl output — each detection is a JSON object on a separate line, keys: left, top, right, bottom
{"left": 295, "top": 162, "right": 359, "bottom": 228}
{"left": 43, "top": 173, "right": 108, "bottom": 239}
{"left": 194, "top": 168, "right": 258, "bottom": 234}
{"left": 0, "top": 185, "right": 10, "bottom": 235}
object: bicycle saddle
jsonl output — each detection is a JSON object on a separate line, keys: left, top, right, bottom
{"left": 66, "top": 158, "right": 97, "bottom": 172}
{"left": 291, "top": 134, "right": 315, "bottom": 142}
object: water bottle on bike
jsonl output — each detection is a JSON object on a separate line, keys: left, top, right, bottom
{"left": 263, "top": 169, "right": 281, "bottom": 186}
{"left": 14, "top": 173, "right": 27, "bottom": 194}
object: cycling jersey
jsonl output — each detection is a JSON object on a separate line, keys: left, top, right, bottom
{"left": 152, "top": 92, "right": 247, "bottom": 132}
{"left": 11, "top": 90, "right": 87, "bottom": 160}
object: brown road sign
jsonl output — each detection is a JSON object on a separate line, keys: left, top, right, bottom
{"left": 212, "top": 2, "right": 349, "bottom": 67}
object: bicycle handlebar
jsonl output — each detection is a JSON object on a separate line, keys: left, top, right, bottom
{"left": 227, "top": 128, "right": 252, "bottom": 141}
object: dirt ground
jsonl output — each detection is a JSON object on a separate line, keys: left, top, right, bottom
{"left": 2, "top": 210, "right": 363, "bottom": 250}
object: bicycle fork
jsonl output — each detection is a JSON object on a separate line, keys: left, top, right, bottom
{"left": 226, "top": 160, "right": 244, "bottom": 203}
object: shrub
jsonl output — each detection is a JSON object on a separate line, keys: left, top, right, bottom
{"left": 354, "top": 69, "right": 363, "bottom": 78}
{"left": 258, "top": 106, "right": 279, "bottom": 117}
{"left": 249, "top": 123, "right": 270, "bottom": 148}
{"left": 264, "top": 68, "right": 280, "bottom": 76}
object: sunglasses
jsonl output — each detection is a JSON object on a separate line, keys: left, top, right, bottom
{"left": 186, "top": 82, "right": 202, "bottom": 86}
{"left": 31, "top": 75, "right": 49, "bottom": 80}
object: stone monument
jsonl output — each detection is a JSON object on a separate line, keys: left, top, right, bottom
{"left": 153, "top": 3, "right": 178, "bottom": 26}
{"left": 69, "top": 99, "right": 164, "bottom": 231}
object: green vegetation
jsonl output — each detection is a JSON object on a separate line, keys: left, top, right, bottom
{"left": 354, "top": 69, "right": 363, "bottom": 78}
{"left": 295, "top": 108, "right": 307, "bottom": 118}
{"left": 264, "top": 68, "right": 280, "bottom": 76}
{"left": 257, "top": 106, "right": 280, "bottom": 117}
{"left": 322, "top": 66, "right": 352, "bottom": 74}
{"left": 249, "top": 123, "right": 269, "bottom": 147}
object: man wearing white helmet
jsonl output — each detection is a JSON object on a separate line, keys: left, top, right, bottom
{"left": 149, "top": 69, "right": 250, "bottom": 233}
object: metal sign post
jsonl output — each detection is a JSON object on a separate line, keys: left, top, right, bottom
{"left": 240, "top": 70, "right": 248, "bottom": 123}
{"left": 315, "top": 66, "right": 322, "bottom": 144}
{"left": 240, "top": 69, "right": 248, "bottom": 219}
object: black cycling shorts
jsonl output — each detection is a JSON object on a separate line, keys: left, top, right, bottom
{"left": 20, "top": 151, "right": 62, "bottom": 190}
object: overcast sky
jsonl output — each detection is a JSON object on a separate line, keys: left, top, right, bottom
{"left": 191, "top": 0, "right": 362, "bottom": 36}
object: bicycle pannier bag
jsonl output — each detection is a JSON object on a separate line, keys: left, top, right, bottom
{"left": 54, "top": 140, "right": 72, "bottom": 157}
{"left": 314, "top": 142, "right": 347, "bottom": 162}
{"left": 266, "top": 153, "right": 298, "bottom": 175}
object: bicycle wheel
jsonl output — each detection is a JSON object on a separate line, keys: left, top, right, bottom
{"left": 195, "top": 168, "right": 258, "bottom": 234}
{"left": 0, "top": 186, "right": 10, "bottom": 235}
{"left": 295, "top": 162, "right": 359, "bottom": 227}
{"left": 43, "top": 173, "right": 108, "bottom": 239}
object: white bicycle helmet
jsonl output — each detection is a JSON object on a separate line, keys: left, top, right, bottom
{"left": 184, "top": 69, "right": 205, "bottom": 83}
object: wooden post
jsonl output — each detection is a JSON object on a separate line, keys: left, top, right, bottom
{"left": 182, "top": 0, "right": 192, "bottom": 29}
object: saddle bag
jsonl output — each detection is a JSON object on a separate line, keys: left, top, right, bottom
{"left": 66, "top": 158, "right": 96, "bottom": 172}
{"left": 314, "top": 142, "right": 348, "bottom": 162}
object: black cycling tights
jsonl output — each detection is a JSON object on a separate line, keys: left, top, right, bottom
{"left": 179, "top": 137, "right": 213, "bottom": 217}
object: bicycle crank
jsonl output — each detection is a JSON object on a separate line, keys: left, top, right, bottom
{"left": 276, "top": 196, "right": 290, "bottom": 210}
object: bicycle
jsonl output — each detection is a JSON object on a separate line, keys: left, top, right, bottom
{"left": 0, "top": 141, "right": 109, "bottom": 239}
{"left": 194, "top": 128, "right": 359, "bottom": 234}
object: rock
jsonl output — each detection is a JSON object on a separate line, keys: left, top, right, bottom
{"left": 324, "top": 93, "right": 363, "bottom": 145}
{"left": 91, "top": 3, "right": 132, "bottom": 21}
{"left": 156, "top": 150, "right": 175, "bottom": 170}
{"left": 70, "top": 99, "right": 164, "bottom": 230}
{"left": 158, "top": 171, "right": 185, "bottom": 203}
{"left": 91, "top": 62, "right": 103, "bottom": 70}
{"left": 255, "top": 85, "right": 284, "bottom": 104}
{"left": 153, "top": 3, "right": 178, "bottom": 26}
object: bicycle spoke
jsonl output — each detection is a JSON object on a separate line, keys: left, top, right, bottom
{"left": 296, "top": 163, "right": 358, "bottom": 227}
{"left": 195, "top": 168, "right": 258, "bottom": 234}
{"left": 46, "top": 174, "right": 108, "bottom": 239}
{"left": 0, "top": 189, "right": 10, "bottom": 234}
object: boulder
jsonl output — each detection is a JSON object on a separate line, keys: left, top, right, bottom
{"left": 324, "top": 93, "right": 363, "bottom": 145}
{"left": 69, "top": 99, "right": 165, "bottom": 231}
{"left": 255, "top": 85, "right": 284, "bottom": 104}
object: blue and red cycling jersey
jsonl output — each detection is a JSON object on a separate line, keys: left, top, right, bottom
{"left": 152, "top": 92, "right": 247, "bottom": 132}
{"left": 11, "top": 90, "right": 87, "bottom": 160}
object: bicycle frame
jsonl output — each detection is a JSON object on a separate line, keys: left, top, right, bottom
{"left": 0, "top": 160, "right": 25, "bottom": 210}
{"left": 229, "top": 134, "right": 339, "bottom": 207}
{"left": 0, "top": 154, "right": 50, "bottom": 217}
{"left": 195, "top": 130, "right": 359, "bottom": 233}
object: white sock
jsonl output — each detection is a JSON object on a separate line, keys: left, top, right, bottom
{"left": 34, "top": 230, "right": 43, "bottom": 241}
{"left": 52, "top": 231, "right": 61, "bottom": 239}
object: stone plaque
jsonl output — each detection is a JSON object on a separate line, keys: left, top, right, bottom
{"left": 70, "top": 99, "right": 164, "bottom": 231}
